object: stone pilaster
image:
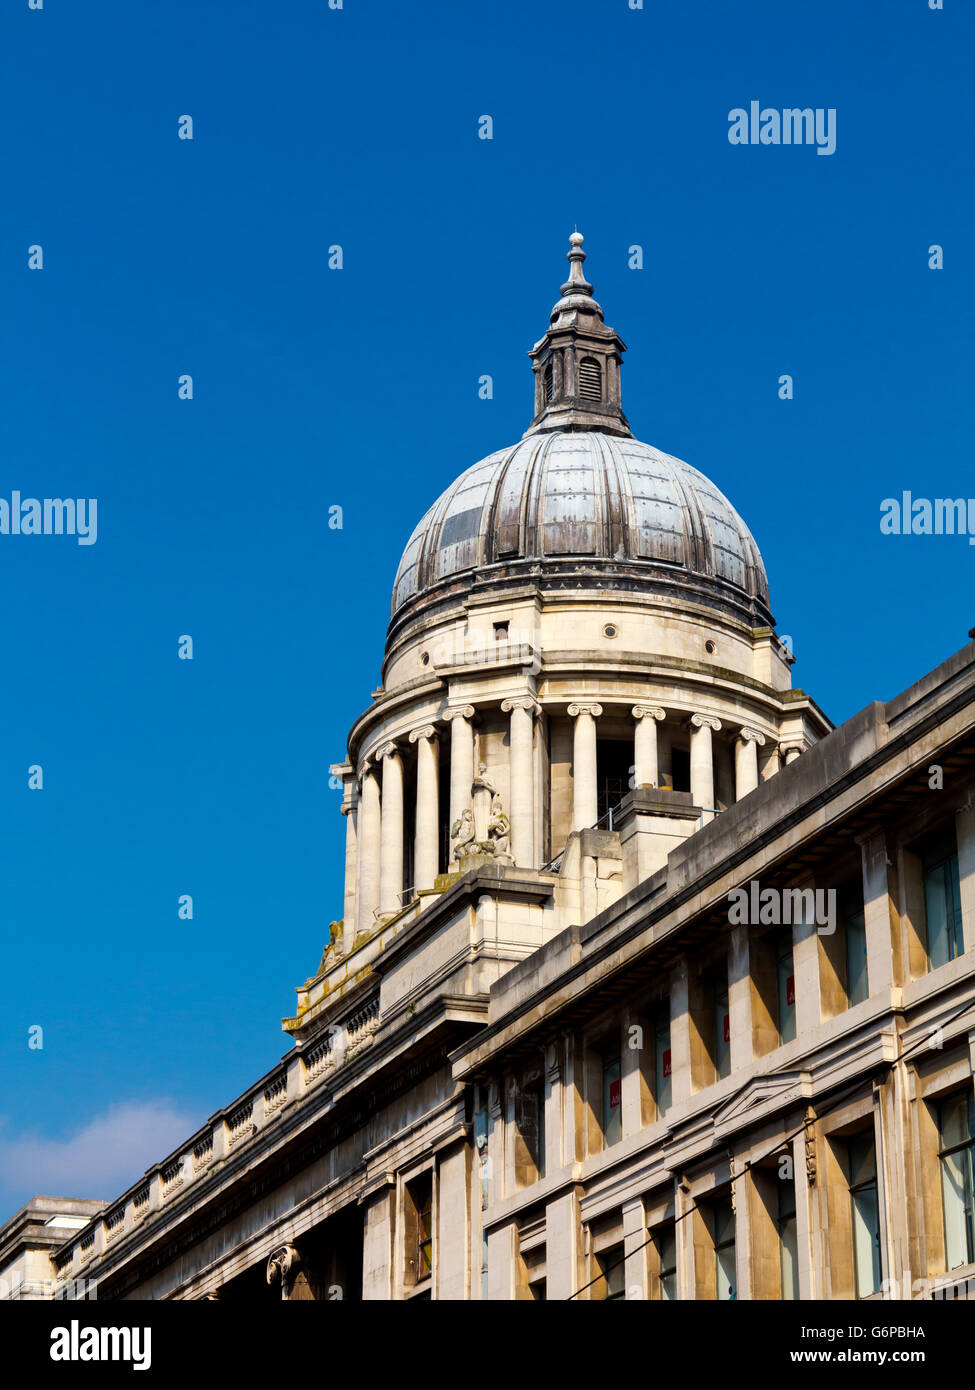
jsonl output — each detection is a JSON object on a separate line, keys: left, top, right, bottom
{"left": 734, "top": 726, "right": 765, "bottom": 799}
{"left": 355, "top": 761, "right": 381, "bottom": 935}
{"left": 568, "top": 703, "right": 602, "bottom": 831}
{"left": 445, "top": 705, "right": 475, "bottom": 858}
{"left": 377, "top": 742, "right": 404, "bottom": 917}
{"left": 689, "top": 713, "right": 721, "bottom": 818}
{"left": 409, "top": 725, "right": 440, "bottom": 891}
{"left": 501, "top": 696, "right": 539, "bottom": 867}
{"left": 632, "top": 705, "right": 665, "bottom": 788}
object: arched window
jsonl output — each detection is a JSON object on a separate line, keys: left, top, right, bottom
{"left": 579, "top": 357, "right": 602, "bottom": 401}
{"left": 543, "top": 360, "right": 555, "bottom": 403}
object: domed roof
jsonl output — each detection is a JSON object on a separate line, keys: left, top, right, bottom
{"left": 392, "top": 430, "right": 770, "bottom": 617}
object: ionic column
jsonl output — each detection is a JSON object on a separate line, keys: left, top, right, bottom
{"left": 445, "top": 705, "right": 476, "bottom": 840}
{"left": 501, "top": 696, "right": 539, "bottom": 867}
{"left": 356, "top": 761, "right": 381, "bottom": 934}
{"left": 568, "top": 703, "right": 602, "bottom": 831}
{"left": 689, "top": 714, "right": 722, "bottom": 817}
{"left": 377, "top": 743, "right": 404, "bottom": 916}
{"left": 734, "top": 726, "right": 765, "bottom": 800}
{"left": 409, "top": 725, "right": 440, "bottom": 891}
{"left": 632, "top": 705, "right": 665, "bottom": 788}
{"left": 781, "top": 741, "right": 804, "bottom": 766}
{"left": 341, "top": 795, "right": 358, "bottom": 930}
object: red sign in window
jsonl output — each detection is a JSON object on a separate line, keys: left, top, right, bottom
{"left": 662, "top": 1049, "right": 672, "bottom": 1079}
{"left": 609, "top": 1079, "right": 621, "bottom": 1109}
{"left": 722, "top": 1014, "right": 730, "bottom": 1044}
{"left": 786, "top": 976, "right": 795, "bottom": 1007}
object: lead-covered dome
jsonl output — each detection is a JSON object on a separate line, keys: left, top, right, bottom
{"left": 389, "top": 233, "right": 773, "bottom": 638}
{"left": 392, "top": 430, "right": 770, "bottom": 617}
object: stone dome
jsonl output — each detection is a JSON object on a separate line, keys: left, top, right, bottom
{"left": 391, "top": 430, "right": 770, "bottom": 620}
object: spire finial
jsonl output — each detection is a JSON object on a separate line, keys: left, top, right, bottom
{"left": 562, "top": 229, "right": 593, "bottom": 297}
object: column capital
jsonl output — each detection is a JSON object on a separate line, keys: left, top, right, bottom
{"left": 501, "top": 696, "right": 541, "bottom": 716}
{"left": 737, "top": 726, "right": 766, "bottom": 746}
{"left": 340, "top": 800, "right": 357, "bottom": 817}
{"left": 780, "top": 739, "right": 807, "bottom": 758}
{"left": 375, "top": 740, "right": 402, "bottom": 762}
{"left": 444, "top": 704, "right": 475, "bottom": 722}
{"left": 632, "top": 705, "right": 666, "bottom": 722}
{"left": 408, "top": 724, "right": 439, "bottom": 744}
{"left": 568, "top": 702, "right": 603, "bottom": 718}
{"left": 690, "top": 713, "right": 722, "bottom": 732}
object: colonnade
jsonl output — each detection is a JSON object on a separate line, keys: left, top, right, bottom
{"left": 346, "top": 701, "right": 798, "bottom": 936}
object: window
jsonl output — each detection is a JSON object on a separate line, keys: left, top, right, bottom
{"left": 848, "top": 1133, "right": 882, "bottom": 1297}
{"left": 601, "top": 1045, "right": 622, "bottom": 1147}
{"left": 493, "top": 620, "right": 509, "bottom": 641}
{"left": 713, "top": 982, "right": 731, "bottom": 1080}
{"left": 923, "top": 832, "right": 964, "bottom": 968}
{"left": 543, "top": 360, "right": 555, "bottom": 403}
{"left": 475, "top": 1087, "right": 490, "bottom": 1209}
{"left": 938, "top": 1090, "right": 975, "bottom": 1271}
{"left": 711, "top": 1197, "right": 736, "bottom": 1300}
{"left": 843, "top": 884, "right": 868, "bottom": 1006}
{"left": 777, "top": 1177, "right": 799, "bottom": 1300}
{"left": 776, "top": 937, "right": 796, "bottom": 1044}
{"left": 653, "top": 1224, "right": 677, "bottom": 1301}
{"left": 519, "top": 1080, "right": 545, "bottom": 1181}
{"left": 654, "top": 1013, "right": 672, "bottom": 1116}
{"left": 405, "top": 1174, "right": 433, "bottom": 1286}
{"left": 578, "top": 357, "right": 602, "bottom": 401}
{"left": 529, "top": 1277, "right": 546, "bottom": 1301}
{"left": 595, "top": 1244, "right": 626, "bottom": 1300}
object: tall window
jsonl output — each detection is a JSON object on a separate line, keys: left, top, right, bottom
{"left": 848, "top": 1133, "right": 882, "bottom": 1297}
{"left": 712, "top": 1196, "right": 736, "bottom": 1300}
{"left": 938, "top": 1090, "right": 975, "bottom": 1271}
{"left": 713, "top": 981, "right": 731, "bottom": 1079}
{"left": 654, "top": 1012, "right": 672, "bottom": 1116}
{"left": 543, "top": 359, "right": 555, "bottom": 403}
{"left": 601, "top": 1044, "right": 622, "bottom": 1147}
{"left": 578, "top": 357, "right": 602, "bottom": 401}
{"left": 406, "top": 1174, "right": 433, "bottom": 1286}
{"left": 777, "top": 1177, "right": 799, "bottom": 1299}
{"left": 595, "top": 1245, "right": 626, "bottom": 1301}
{"left": 923, "top": 832, "right": 964, "bottom": 969}
{"left": 776, "top": 937, "right": 796, "bottom": 1043}
{"left": 844, "top": 899, "right": 868, "bottom": 1006}
{"left": 521, "top": 1081, "right": 545, "bottom": 1180}
{"left": 653, "top": 1224, "right": 677, "bottom": 1301}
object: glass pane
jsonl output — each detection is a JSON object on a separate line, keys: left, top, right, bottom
{"left": 852, "top": 1182, "right": 881, "bottom": 1296}
{"left": 941, "top": 1148, "right": 970, "bottom": 1270}
{"left": 925, "top": 860, "right": 950, "bottom": 968}
{"left": 655, "top": 1021, "right": 672, "bottom": 1115}
{"left": 716, "top": 1243, "right": 736, "bottom": 1301}
{"left": 714, "top": 989, "right": 731, "bottom": 1078}
{"left": 777, "top": 943, "right": 796, "bottom": 1043}
{"left": 849, "top": 1133, "right": 877, "bottom": 1187}
{"left": 780, "top": 1215, "right": 798, "bottom": 1300}
{"left": 602, "top": 1054, "right": 622, "bottom": 1146}
{"left": 947, "top": 855, "right": 964, "bottom": 960}
{"left": 846, "top": 911, "right": 868, "bottom": 1005}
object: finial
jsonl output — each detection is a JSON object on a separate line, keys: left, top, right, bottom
{"left": 561, "top": 230, "right": 593, "bottom": 298}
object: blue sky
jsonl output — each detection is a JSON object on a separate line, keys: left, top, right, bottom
{"left": 1, "top": 0, "right": 971, "bottom": 1215}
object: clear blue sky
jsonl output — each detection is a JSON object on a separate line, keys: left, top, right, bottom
{"left": 1, "top": 0, "right": 971, "bottom": 1215}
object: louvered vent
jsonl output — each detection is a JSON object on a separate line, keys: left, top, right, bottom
{"left": 578, "top": 358, "right": 602, "bottom": 400}
{"left": 543, "top": 361, "right": 555, "bottom": 403}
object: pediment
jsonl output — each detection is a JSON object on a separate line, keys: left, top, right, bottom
{"left": 711, "top": 1069, "right": 809, "bottom": 1131}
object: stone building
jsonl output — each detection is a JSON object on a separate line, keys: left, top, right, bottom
{"left": 3, "top": 234, "right": 975, "bottom": 1302}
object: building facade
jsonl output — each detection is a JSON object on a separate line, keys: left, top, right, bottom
{"left": 4, "top": 235, "right": 975, "bottom": 1302}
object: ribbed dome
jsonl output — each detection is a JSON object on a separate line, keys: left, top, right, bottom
{"left": 391, "top": 430, "right": 770, "bottom": 618}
